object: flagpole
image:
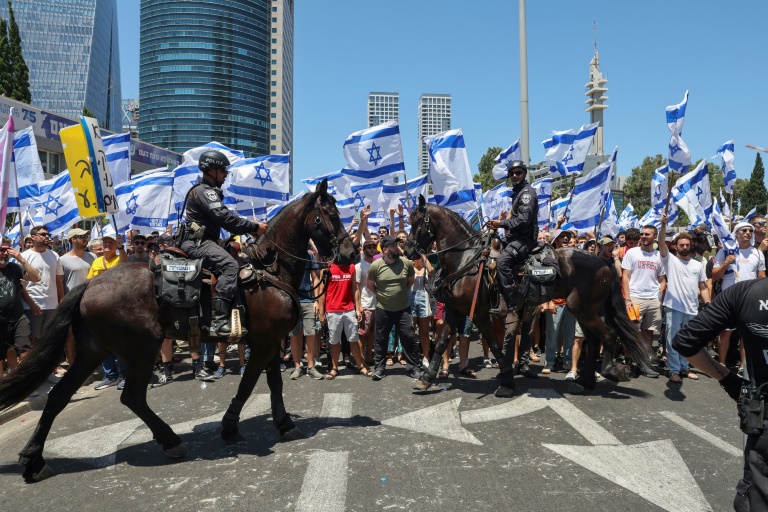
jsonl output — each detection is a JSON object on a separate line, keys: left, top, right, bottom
{"left": 561, "top": 174, "right": 578, "bottom": 222}
{"left": 728, "top": 192, "right": 735, "bottom": 230}
{"left": 401, "top": 171, "right": 412, "bottom": 214}
{"left": 595, "top": 204, "right": 607, "bottom": 238}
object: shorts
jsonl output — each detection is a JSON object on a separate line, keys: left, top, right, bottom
{"left": 434, "top": 301, "right": 445, "bottom": 321}
{"left": 575, "top": 321, "right": 584, "bottom": 338}
{"left": 327, "top": 310, "right": 359, "bottom": 345}
{"left": 24, "top": 309, "right": 55, "bottom": 339}
{"left": 358, "top": 309, "right": 375, "bottom": 336}
{"left": 409, "top": 290, "right": 436, "bottom": 318}
{"left": 630, "top": 297, "right": 662, "bottom": 334}
{"left": 456, "top": 316, "right": 473, "bottom": 338}
{"left": 0, "top": 316, "right": 31, "bottom": 355}
{"left": 290, "top": 302, "right": 318, "bottom": 337}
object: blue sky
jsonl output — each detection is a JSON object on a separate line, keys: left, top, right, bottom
{"left": 117, "top": 0, "right": 768, "bottom": 187}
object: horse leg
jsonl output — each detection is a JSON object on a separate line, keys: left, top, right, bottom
{"left": 119, "top": 343, "right": 185, "bottom": 457}
{"left": 264, "top": 351, "right": 303, "bottom": 440}
{"left": 19, "top": 346, "right": 104, "bottom": 482}
{"left": 569, "top": 315, "right": 614, "bottom": 394}
{"left": 416, "top": 317, "right": 451, "bottom": 391}
{"left": 221, "top": 341, "right": 271, "bottom": 443}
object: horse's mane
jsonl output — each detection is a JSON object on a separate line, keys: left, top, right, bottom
{"left": 427, "top": 203, "right": 479, "bottom": 241}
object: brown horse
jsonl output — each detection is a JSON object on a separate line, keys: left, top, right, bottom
{"left": 0, "top": 179, "right": 358, "bottom": 482}
{"left": 404, "top": 195, "right": 651, "bottom": 397}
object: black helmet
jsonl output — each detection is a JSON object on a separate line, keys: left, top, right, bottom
{"left": 198, "top": 150, "right": 230, "bottom": 172}
{"left": 507, "top": 160, "right": 527, "bottom": 173}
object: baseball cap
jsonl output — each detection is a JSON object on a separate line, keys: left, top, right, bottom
{"left": 379, "top": 235, "right": 396, "bottom": 248}
{"left": 599, "top": 236, "right": 614, "bottom": 245}
{"left": 363, "top": 238, "right": 377, "bottom": 247}
{"left": 132, "top": 233, "right": 147, "bottom": 241}
{"left": 67, "top": 228, "right": 89, "bottom": 240}
{"left": 550, "top": 229, "right": 569, "bottom": 242}
{"left": 157, "top": 233, "right": 175, "bottom": 245}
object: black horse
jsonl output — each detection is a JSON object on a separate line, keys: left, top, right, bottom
{"left": 0, "top": 179, "right": 358, "bottom": 482}
{"left": 404, "top": 196, "right": 651, "bottom": 396}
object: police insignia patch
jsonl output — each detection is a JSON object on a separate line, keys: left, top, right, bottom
{"left": 204, "top": 190, "right": 219, "bottom": 202}
{"left": 521, "top": 194, "right": 531, "bottom": 205}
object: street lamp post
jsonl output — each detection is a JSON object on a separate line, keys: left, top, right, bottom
{"left": 519, "top": 0, "right": 530, "bottom": 165}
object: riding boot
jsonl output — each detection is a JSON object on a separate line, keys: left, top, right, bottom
{"left": 210, "top": 298, "right": 234, "bottom": 338}
{"left": 490, "top": 279, "right": 517, "bottom": 316}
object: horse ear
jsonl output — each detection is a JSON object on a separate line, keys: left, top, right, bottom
{"left": 418, "top": 195, "right": 426, "bottom": 208}
{"left": 317, "top": 178, "right": 329, "bottom": 196}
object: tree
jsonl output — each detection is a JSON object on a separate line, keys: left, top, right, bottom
{"left": 0, "top": 19, "right": 11, "bottom": 97}
{"left": 82, "top": 106, "right": 96, "bottom": 118}
{"left": 623, "top": 154, "right": 665, "bottom": 217}
{"left": 730, "top": 178, "right": 749, "bottom": 215}
{"left": 473, "top": 146, "right": 502, "bottom": 192}
{"left": 740, "top": 153, "right": 768, "bottom": 215}
{"left": 6, "top": 1, "right": 30, "bottom": 103}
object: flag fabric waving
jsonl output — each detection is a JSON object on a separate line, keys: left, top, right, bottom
{"left": 542, "top": 122, "right": 599, "bottom": 176}
{"left": 492, "top": 139, "right": 521, "bottom": 180}
{"left": 711, "top": 199, "right": 738, "bottom": 255}
{"left": 342, "top": 121, "right": 405, "bottom": 182}
{"left": 666, "top": 91, "right": 691, "bottom": 174}
{"left": 18, "top": 170, "right": 80, "bottom": 237}
{"left": 672, "top": 159, "right": 712, "bottom": 227}
{"left": 648, "top": 164, "right": 678, "bottom": 226}
{"left": 12, "top": 126, "right": 44, "bottom": 188}
{"left": 103, "top": 132, "right": 132, "bottom": 187}
{"left": 379, "top": 174, "right": 427, "bottom": 213}
{"left": 425, "top": 129, "right": 477, "bottom": 213}
{"left": 531, "top": 177, "right": 552, "bottom": 230}
{"left": 0, "top": 111, "right": 15, "bottom": 224}
{"left": 600, "top": 192, "right": 621, "bottom": 237}
{"left": 223, "top": 154, "right": 291, "bottom": 217}
{"left": 565, "top": 147, "right": 617, "bottom": 233}
{"left": 618, "top": 203, "right": 636, "bottom": 230}
{"left": 114, "top": 168, "right": 174, "bottom": 234}
{"left": 666, "top": 90, "right": 688, "bottom": 134}
{"left": 482, "top": 183, "right": 512, "bottom": 221}
{"left": 714, "top": 141, "right": 737, "bottom": 194}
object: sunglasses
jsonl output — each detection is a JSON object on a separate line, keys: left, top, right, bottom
{"left": 0, "top": 248, "right": 8, "bottom": 253}
{"left": 134, "top": 241, "right": 146, "bottom": 245}
{"left": 739, "top": 229, "right": 754, "bottom": 234}
{"left": 510, "top": 171, "right": 525, "bottom": 176}
{"left": 36, "top": 233, "right": 50, "bottom": 238}
{"left": 73, "top": 235, "right": 89, "bottom": 239}
{"left": 755, "top": 221, "right": 766, "bottom": 227}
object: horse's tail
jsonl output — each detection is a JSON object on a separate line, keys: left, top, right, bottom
{"left": 0, "top": 281, "right": 89, "bottom": 411}
{"left": 604, "top": 263, "right": 653, "bottom": 371}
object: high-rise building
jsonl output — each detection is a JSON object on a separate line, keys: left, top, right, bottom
{"left": 0, "top": 0, "right": 122, "bottom": 132}
{"left": 140, "top": 0, "right": 293, "bottom": 160}
{"left": 368, "top": 92, "right": 399, "bottom": 128}
{"left": 417, "top": 93, "right": 451, "bottom": 175}
{"left": 585, "top": 50, "right": 608, "bottom": 156}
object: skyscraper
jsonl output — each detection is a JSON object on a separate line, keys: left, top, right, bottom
{"left": 139, "top": 0, "right": 292, "bottom": 159}
{"left": 417, "top": 93, "right": 451, "bottom": 175}
{"left": 0, "top": 0, "right": 122, "bottom": 132}
{"left": 368, "top": 92, "right": 399, "bottom": 128}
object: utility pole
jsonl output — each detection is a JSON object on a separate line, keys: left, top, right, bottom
{"left": 519, "top": 0, "right": 530, "bottom": 165}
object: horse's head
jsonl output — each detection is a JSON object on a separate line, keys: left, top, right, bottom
{"left": 306, "top": 179, "right": 359, "bottom": 265}
{"left": 404, "top": 195, "right": 434, "bottom": 260}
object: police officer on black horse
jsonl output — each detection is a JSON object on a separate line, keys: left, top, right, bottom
{"left": 178, "top": 150, "right": 268, "bottom": 338}
{"left": 485, "top": 160, "right": 538, "bottom": 377}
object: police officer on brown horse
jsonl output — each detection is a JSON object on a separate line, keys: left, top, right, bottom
{"left": 178, "top": 150, "right": 268, "bottom": 338}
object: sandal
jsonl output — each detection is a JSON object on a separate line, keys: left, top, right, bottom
{"left": 438, "top": 367, "right": 450, "bottom": 379}
{"left": 386, "top": 356, "right": 394, "bottom": 366}
{"left": 325, "top": 368, "right": 338, "bottom": 380}
{"left": 458, "top": 366, "right": 477, "bottom": 378}
{"left": 397, "top": 356, "right": 406, "bottom": 365}
{"left": 684, "top": 371, "right": 699, "bottom": 380}
{"left": 357, "top": 367, "right": 372, "bottom": 377}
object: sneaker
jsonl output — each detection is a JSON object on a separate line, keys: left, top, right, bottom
{"left": 483, "top": 358, "right": 492, "bottom": 368}
{"left": 595, "top": 372, "right": 605, "bottom": 382}
{"left": 151, "top": 374, "right": 173, "bottom": 388}
{"left": 213, "top": 366, "right": 226, "bottom": 379}
{"left": 290, "top": 366, "right": 304, "bottom": 380}
{"left": 226, "top": 344, "right": 238, "bottom": 353}
{"left": 541, "top": 367, "right": 552, "bottom": 375}
{"left": 239, "top": 365, "right": 246, "bottom": 377}
{"left": 565, "top": 371, "right": 578, "bottom": 381}
{"left": 422, "top": 357, "right": 430, "bottom": 369}
{"left": 518, "top": 366, "right": 538, "bottom": 379}
{"left": 116, "top": 378, "right": 126, "bottom": 390}
{"left": 307, "top": 366, "right": 324, "bottom": 380}
{"left": 738, "top": 367, "right": 744, "bottom": 377}
{"left": 451, "top": 347, "right": 459, "bottom": 360}
{"left": 194, "top": 367, "right": 215, "bottom": 382}
{"left": 94, "top": 377, "right": 118, "bottom": 390}
{"left": 409, "top": 368, "right": 423, "bottom": 380}
{"left": 280, "top": 363, "right": 287, "bottom": 372}
{"left": 371, "top": 370, "right": 385, "bottom": 381}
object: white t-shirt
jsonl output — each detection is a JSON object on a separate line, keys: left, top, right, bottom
{"left": 621, "top": 247, "right": 665, "bottom": 300}
{"left": 355, "top": 258, "right": 377, "bottom": 310}
{"left": 661, "top": 253, "right": 706, "bottom": 316}
{"left": 22, "top": 249, "right": 63, "bottom": 310}
{"left": 714, "top": 247, "right": 766, "bottom": 290}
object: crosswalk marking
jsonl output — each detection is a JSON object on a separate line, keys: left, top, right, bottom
{"left": 659, "top": 411, "right": 742, "bottom": 457}
{"left": 295, "top": 451, "right": 348, "bottom": 512}
{"left": 320, "top": 393, "right": 353, "bottom": 423}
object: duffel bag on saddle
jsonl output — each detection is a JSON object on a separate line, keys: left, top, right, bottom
{"left": 155, "top": 253, "right": 203, "bottom": 308}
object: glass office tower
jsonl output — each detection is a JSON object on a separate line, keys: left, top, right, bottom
{"left": 139, "top": 0, "right": 272, "bottom": 156}
{"left": 0, "top": 0, "right": 122, "bottom": 132}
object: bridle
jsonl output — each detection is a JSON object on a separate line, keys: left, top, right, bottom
{"left": 407, "top": 206, "right": 433, "bottom": 255}
{"left": 313, "top": 196, "right": 350, "bottom": 263}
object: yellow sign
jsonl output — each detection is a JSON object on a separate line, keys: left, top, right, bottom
{"left": 60, "top": 123, "right": 100, "bottom": 218}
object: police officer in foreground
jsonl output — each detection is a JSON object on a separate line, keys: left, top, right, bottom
{"left": 672, "top": 278, "right": 768, "bottom": 511}
{"left": 485, "top": 160, "right": 538, "bottom": 380}
{"left": 178, "top": 150, "right": 268, "bottom": 338}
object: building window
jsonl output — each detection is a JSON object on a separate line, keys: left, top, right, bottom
{"left": 271, "top": 113, "right": 277, "bottom": 118}
{"left": 271, "top": 135, "right": 276, "bottom": 140}
{"left": 271, "top": 145, "right": 277, "bottom": 150}
{"left": 271, "top": 49, "right": 277, "bottom": 54}
{"left": 271, "top": 81, "right": 277, "bottom": 85}
{"left": 272, "top": 6, "right": 277, "bottom": 11}
{"left": 272, "top": 28, "right": 277, "bottom": 33}
{"left": 272, "top": 38, "right": 277, "bottom": 43}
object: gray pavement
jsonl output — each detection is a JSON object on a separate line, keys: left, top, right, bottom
{"left": 0, "top": 346, "right": 745, "bottom": 512}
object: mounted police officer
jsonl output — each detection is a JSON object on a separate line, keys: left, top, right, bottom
{"left": 178, "top": 150, "right": 268, "bottom": 338}
{"left": 486, "top": 160, "right": 538, "bottom": 314}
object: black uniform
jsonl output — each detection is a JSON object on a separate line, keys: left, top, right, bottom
{"left": 179, "top": 179, "right": 259, "bottom": 301}
{"left": 672, "top": 279, "right": 768, "bottom": 511}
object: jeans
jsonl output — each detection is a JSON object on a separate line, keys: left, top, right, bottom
{"left": 545, "top": 305, "right": 575, "bottom": 368}
{"left": 201, "top": 341, "right": 217, "bottom": 362}
{"left": 102, "top": 354, "right": 127, "bottom": 380}
{"left": 664, "top": 307, "right": 695, "bottom": 374}
{"left": 374, "top": 308, "right": 420, "bottom": 373}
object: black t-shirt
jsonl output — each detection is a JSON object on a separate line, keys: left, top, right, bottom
{"left": 0, "top": 262, "right": 25, "bottom": 322}
{"left": 672, "top": 279, "right": 768, "bottom": 385}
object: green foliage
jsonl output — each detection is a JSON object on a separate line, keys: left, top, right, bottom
{"left": 740, "top": 153, "right": 768, "bottom": 215}
{"left": 623, "top": 154, "right": 665, "bottom": 217}
{"left": 473, "top": 146, "right": 503, "bottom": 192}
{"left": 5, "top": 1, "right": 30, "bottom": 103}
{"left": 82, "top": 105, "right": 96, "bottom": 118}
{"left": 0, "top": 19, "right": 10, "bottom": 97}
{"left": 730, "top": 178, "right": 749, "bottom": 215}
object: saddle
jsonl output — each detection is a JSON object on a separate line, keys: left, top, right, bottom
{"left": 485, "top": 243, "right": 560, "bottom": 311}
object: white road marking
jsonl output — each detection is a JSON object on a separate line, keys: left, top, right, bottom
{"left": 460, "top": 388, "right": 554, "bottom": 424}
{"left": 295, "top": 451, "right": 348, "bottom": 512}
{"left": 659, "top": 411, "right": 741, "bottom": 457}
{"left": 320, "top": 393, "right": 353, "bottom": 423}
{"left": 46, "top": 418, "right": 144, "bottom": 468}
{"left": 382, "top": 398, "right": 482, "bottom": 445}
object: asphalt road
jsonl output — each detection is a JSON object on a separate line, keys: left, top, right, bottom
{"left": 0, "top": 345, "right": 745, "bottom": 512}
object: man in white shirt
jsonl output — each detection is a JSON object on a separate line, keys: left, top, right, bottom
{"left": 356, "top": 238, "right": 378, "bottom": 368}
{"left": 712, "top": 221, "right": 766, "bottom": 368}
{"left": 622, "top": 224, "right": 667, "bottom": 377}
{"left": 658, "top": 214, "right": 710, "bottom": 384}
{"left": 21, "top": 225, "right": 64, "bottom": 346}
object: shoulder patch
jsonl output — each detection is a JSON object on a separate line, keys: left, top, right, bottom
{"left": 203, "top": 189, "right": 219, "bottom": 202}
{"left": 520, "top": 194, "right": 532, "bottom": 205}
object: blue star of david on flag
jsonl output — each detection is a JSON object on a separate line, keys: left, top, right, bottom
{"left": 561, "top": 148, "right": 575, "bottom": 165}
{"left": 669, "top": 144, "right": 682, "bottom": 157}
{"left": 126, "top": 193, "right": 139, "bottom": 215}
{"left": 352, "top": 192, "right": 366, "bottom": 212}
{"left": 42, "top": 194, "right": 63, "bottom": 216}
{"left": 253, "top": 162, "right": 272, "bottom": 186}
{"left": 654, "top": 185, "right": 662, "bottom": 201}
{"left": 399, "top": 195, "right": 418, "bottom": 211}
{"left": 696, "top": 186, "right": 703, "bottom": 201}
{"left": 367, "top": 142, "right": 382, "bottom": 166}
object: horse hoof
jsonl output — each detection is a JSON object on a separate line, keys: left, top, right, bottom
{"left": 281, "top": 428, "right": 305, "bottom": 441}
{"left": 24, "top": 464, "right": 54, "bottom": 483}
{"left": 222, "top": 431, "right": 244, "bottom": 445}
{"left": 568, "top": 383, "right": 586, "bottom": 395}
{"left": 414, "top": 378, "right": 432, "bottom": 391}
{"left": 494, "top": 385, "right": 516, "bottom": 398}
{"left": 164, "top": 443, "right": 187, "bottom": 458}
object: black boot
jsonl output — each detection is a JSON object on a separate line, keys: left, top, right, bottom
{"left": 211, "top": 298, "right": 233, "bottom": 338}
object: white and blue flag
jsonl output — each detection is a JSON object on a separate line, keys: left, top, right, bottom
{"left": 182, "top": 141, "right": 245, "bottom": 166}
{"left": 744, "top": 206, "right": 758, "bottom": 222}
{"left": 618, "top": 203, "right": 636, "bottom": 230}
{"left": 672, "top": 159, "right": 712, "bottom": 228}
{"left": 666, "top": 90, "right": 688, "bottom": 135}
{"left": 425, "top": 129, "right": 477, "bottom": 213}
{"left": 482, "top": 183, "right": 512, "bottom": 221}
{"left": 492, "top": 139, "right": 521, "bottom": 180}
{"left": 542, "top": 122, "right": 599, "bottom": 176}
{"left": 114, "top": 168, "right": 174, "bottom": 234}
{"left": 18, "top": 170, "right": 80, "bottom": 237}
{"left": 600, "top": 192, "right": 621, "bottom": 237}
{"left": 103, "top": 132, "right": 132, "bottom": 187}
{"left": 712, "top": 199, "right": 738, "bottom": 255}
{"left": 720, "top": 188, "right": 732, "bottom": 221}
{"left": 337, "top": 180, "right": 383, "bottom": 220}
{"left": 224, "top": 154, "right": 291, "bottom": 217}
{"left": 532, "top": 177, "right": 552, "bottom": 230}
{"left": 13, "top": 126, "right": 44, "bottom": 188}
{"left": 649, "top": 165, "right": 679, "bottom": 226}
{"left": 379, "top": 174, "right": 428, "bottom": 213}
{"left": 668, "top": 132, "right": 691, "bottom": 174}
{"left": 550, "top": 193, "right": 572, "bottom": 227}
{"left": 5, "top": 205, "right": 41, "bottom": 247}
{"left": 302, "top": 170, "right": 351, "bottom": 196}
{"left": 566, "top": 147, "right": 617, "bottom": 233}
{"left": 714, "top": 141, "right": 737, "bottom": 194}
{"left": 342, "top": 121, "right": 405, "bottom": 182}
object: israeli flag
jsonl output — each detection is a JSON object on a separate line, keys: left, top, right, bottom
{"left": 224, "top": 154, "right": 291, "bottom": 217}
{"left": 668, "top": 132, "right": 691, "bottom": 174}
{"left": 168, "top": 161, "right": 201, "bottom": 224}
{"left": 666, "top": 90, "right": 688, "bottom": 135}
{"left": 482, "top": 183, "right": 513, "bottom": 221}
{"left": 13, "top": 126, "right": 44, "bottom": 188}
{"left": 600, "top": 192, "right": 621, "bottom": 237}
{"left": 542, "top": 122, "right": 599, "bottom": 176}
{"left": 342, "top": 121, "right": 405, "bottom": 182}
{"left": 90, "top": 221, "right": 116, "bottom": 241}
{"left": 425, "top": 129, "right": 477, "bottom": 212}
{"left": 5, "top": 205, "right": 41, "bottom": 247}
{"left": 492, "top": 139, "right": 521, "bottom": 180}
{"left": 744, "top": 206, "right": 758, "bottom": 222}
{"left": 672, "top": 159, "right": 712, "bottom": 227}
{"left": 182, "top": 141, "right": 245, "bottom": 166}
{"left": 18, "top": 170, "right": 80, "bottom": 237}
{"left": 337, "top": 180, "right": 383, "bottom": 219}
{"left": 114, "top": 168, "right": 174, "bottom": 234}
{"left": 714, "top": 141, "right": 737, "bottom": 194}
{"left": 720, "top": 188, "right": 732, "bottom": 221}
{"left": 551, "top": 193, "right": 572, "bottom": 226}
{"left": 379, "top": 174, "right": 428, "bottom": 213}
{"left": 532, "top": 177, "right": 552, "bottom": 230}
{"left": 649, "top": 165, "right": 678, "bottom": 226}
{"left": 259, "top": 191, "right": 307, "bottom": 222}
{"left": 302, "top": 170, "right": 351, "bottom": 196}
{"left": 712, "top": 199, "right": 738, "bottom": 255}
{"left": 103, "top": 132, "right": 132, "bottom": 187}
{"left": 566, "top": 147, "right": 617, "bottom": 232}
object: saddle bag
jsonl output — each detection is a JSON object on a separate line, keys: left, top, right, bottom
{"left": 156, "top": 253, "right": 204, "bottom": 308}
{"left": 520, "top": 248, "right": 558, "bottom": 304}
